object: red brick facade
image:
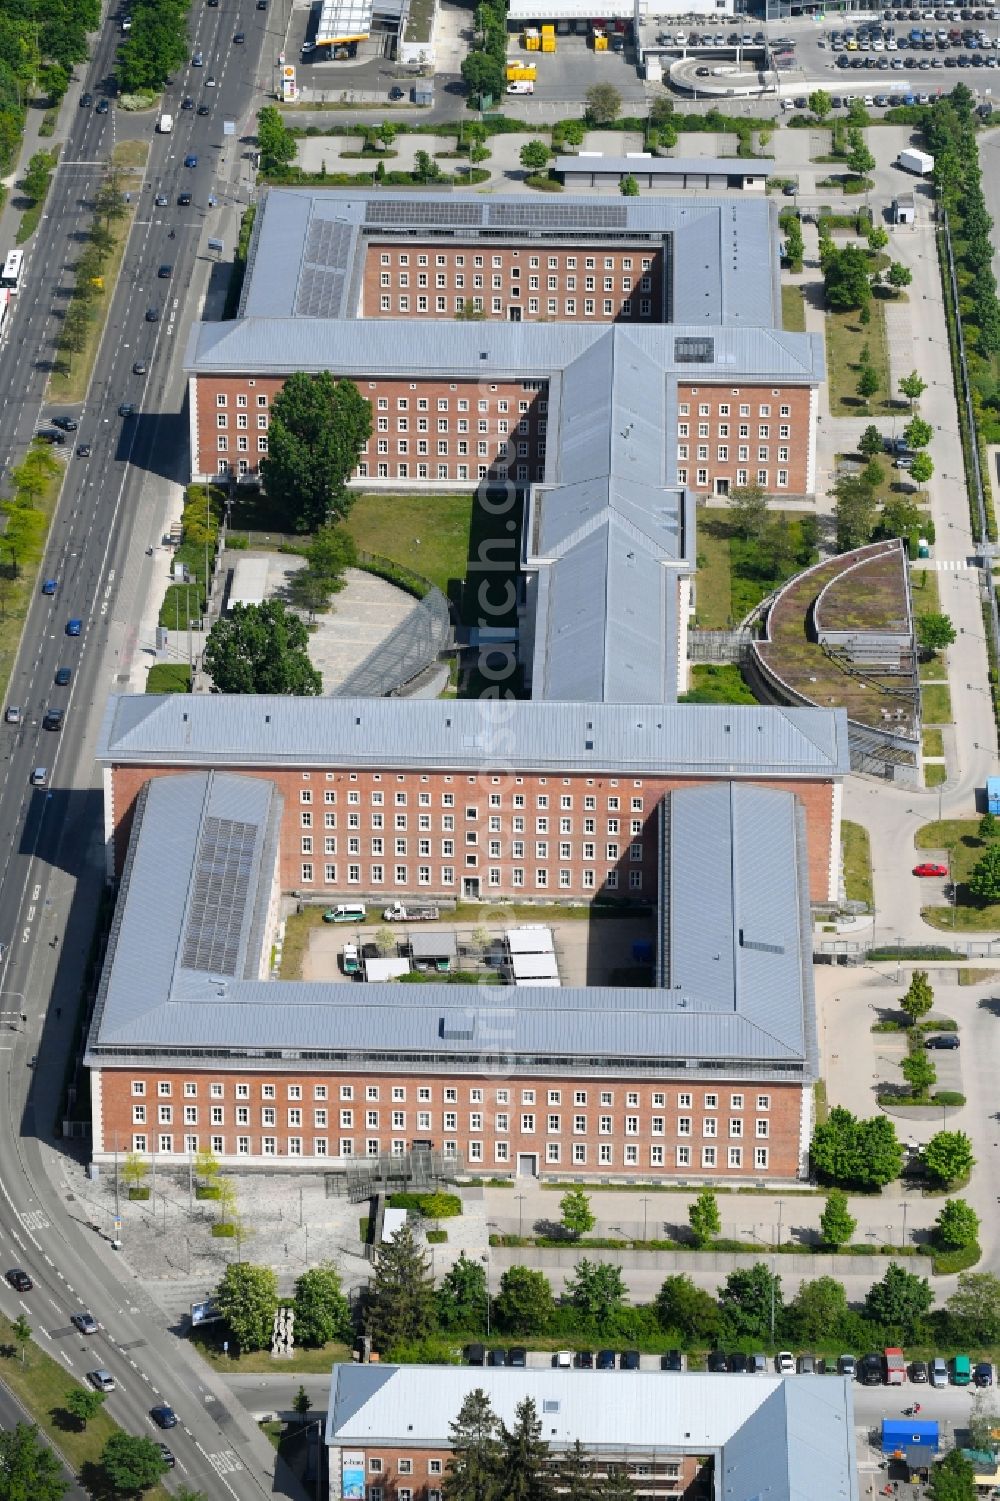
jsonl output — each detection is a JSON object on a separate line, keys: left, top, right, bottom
{"left": 360, "top": 241, "right": 667, "bottom": 324}
{"left": 330, "top": 1442, "right": 704, "bottom": 1501}
{"left": 192, "top": 374, "right": 546, "bottom": 487}
{"left": 675, "top": 383, "right": 813, "bottom": 497}
{"left": 108, "top": 766, "right": 837, "bottom": 905}
{"left": 96, "top": 1065, "right": 806, "bottom": 1178}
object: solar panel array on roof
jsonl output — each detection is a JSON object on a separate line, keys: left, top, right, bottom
{"left": 365, "top": 200, "right": 483, "bottom": 227}
{"left": 487, "top": 203, "right": 629, "bottom": 229}
{"left": 293, "top": 218, "right": 353, "bottom": 317}
{"left": 182, "top": 815, "right": 259, "bottom": 975}
{"left": 296, "top": 266, "right": 346, "bottom": 318}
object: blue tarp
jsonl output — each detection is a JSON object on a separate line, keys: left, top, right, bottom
{"left": 882, "top": 1420, "right": 940, "bottom": 1451}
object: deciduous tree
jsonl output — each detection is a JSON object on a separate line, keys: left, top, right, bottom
{"left": 909, "top": 451, "right": 934, "bottom": 486}
{"left": 730, "top": 483, "right": 769, "bottom": 541}
{"left": 215, "top": 1263, "right": 279, "bottom": 1352}
{"left": 717, "top": 1262, "right": 782, "bottom": 1343}
{"left": 204, "top": 600, "right": 322, "bottom": 696}
{"left": 494, "top": 1267, "right": 553, "bottom": 1336}
{"left": 256, "top": 106, "right": 297, "bottom": 173}
{"left": 654, "top": 1274, "right": 721, "bottom": 1342}
{"left": 935, "top": 1198, "right": 980, "bottom": 1251}
{"left": 293, "top": 1264, "right": 352, "bottom": 1347}
{"left": 811, "top": 1107, "right": 902, "bottom": 1190}
{"left": 559, "top": 1187, "right": 595, "bottom": 1239}
{"left": 916, "top": 614, "right": 955, "bottom": 654}
{"left": 900, "top": 970, "right": 934, "bottom": 1025}
{"left": 899, "top": 370, "right": 927, "bottom": 406}
{"left": 0, "top": 1424, "right": 68, "bottom": 1501}
{"left": 787, "top": 1276, "right": 850, "bottom": 1344}
{"left": 864, "top": 1262, "right": 933, "bottom": 1340}
{"left": 904, "top": 416, "right": 933, "bottom": 450}
{"left": 947, "top": 1271, "right": 1000, "bottom": 1343}
{"left": 64, "top": 1386, "right": 105, "bottom": 1429}
{"left": 564, "top": 1260, "right": 627, "bottom": 1330}
{"left": 519, "top": 140, "right": 551, "bottom": 173}
{"left": 437, "top": 1252, "right": 488, "bottom": 1333}
{"left": 688, "top": 1189, "right": 721, "bottom": 1248}
{"left": 261, "top": 371, "right": 372, "bottom": 532}
{"left": 928, "top": 1448, "right": 977, "bottom": 1501}
{"left": 858, "top": 423, "right": 884, "bottom": 458}
{"left": 901, "top": 1047, "right": 936, "bottom": 1100}
{"left": 584, "top": 83, "right": 621, "bottom": 124}
{"left": 819, "top": 1190, "right": 857, "bottom": 1250}
{"left": 100, "top": 1433, "right": 168, "bottom": 1495}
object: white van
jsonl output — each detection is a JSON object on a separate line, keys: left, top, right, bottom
{"left": 506, "top": 80, "right": 534, "bottom": 93}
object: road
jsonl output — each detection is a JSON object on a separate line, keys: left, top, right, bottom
{"left": 0, "top": 4, "right": 307, "bottom": 1499}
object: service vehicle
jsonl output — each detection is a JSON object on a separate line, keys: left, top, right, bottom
{"left": 885, "top": 1347, "right": 907, "bottom": 1384}
{"left": 323, "top": 904, "right": 366, "bottom": 923}
{"left": 382, "top": 902, "right": 439, "bottom": 921}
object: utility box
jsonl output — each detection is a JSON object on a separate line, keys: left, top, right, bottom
{"left": 988, "top": 776, "right": 1000, "bottom": 815}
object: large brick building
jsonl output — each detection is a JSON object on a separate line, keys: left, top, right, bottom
{"left": 184, "top": 189, "right": 823, "bottom": 501}
{"left": 324, "top": 1365, "right": 859, "bottom": 1501}
{"left": 87, "top": 702, "right": 839, "bottom": 1178}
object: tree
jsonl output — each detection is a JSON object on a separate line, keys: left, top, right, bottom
{"left": 256, "top": 106, "right": 296, "bottom": 173}
{"left": 717, "top": 1263, "right": 782, "bottom": 1343}
{"left": 564, "top": 1260, "right": 627, "bottom": 1330}
{"left": 981, "top": 812, "right": 999, "bottom": 841}
{"left": 902, "top": 1047, "right": 936, "bottom": 1100}
{"left": 121, "top": 1152, "right": 147, "bottom": 1192}
{"left": 968, "top": 1391, "right": 1000, "bottom": 1453}
{"left": 924, "top": 1130, "right": 975, "bottom": 1189}
{"left": 947, "top": 1272, "right": 1000, "bottom": 1343}
{"left": 367, "top": 1224, "right": 436, "bottom": 1354}
{"left": 928, "top": 1449, "right": 977, "bottom": 1501}
{"left": 494, "top": 1267, "right": 553, "bottom": 1336}
{"left": 857, "top": 364, "right": 879, "bottom": 407}
{"left": 867, "top": 224, "right": 889, "bottom": 252}
{"left": 846, "top": 97, "right": 870, "bottom": 126}
{"left": 864, "top": 1262, "right": 934, "bottom": 1339}
{"left": 909, "top": 451, "right": 934, "bottom": 486}
{"left": 861, "top": 457, "right": 885, "bottom": 492}
{"left": 100, "top": 1433, "right": 168, "bottom": 1495}
{"left": 811, "top": 1108, "right": 902, "bottom": 1190}
{"left": 461, "top": 49, "right": 504, "bottom": 104}
{"left": 916, "top": 614, "right": 956, "bottom": 654}
{"left": 819, "top": 1190, "right": 856, "bottom": 1250}
{"left": 215, "top": 1263, "right": 279, "bottom": 1352}
{"left": 904, "top": 416, "right": 933, "bottom": 450}
{"left": 598, "top": 1474, "right": 636, "bottom": 1501}
{"left": 444, "top": 1388, "right": 501, "bottom": 1501}
{"left": 887, "top": 261, "right": 913, "bottom": 293}
{"left": 519, "top": 140, "right": 551, "bottom": 173}
{"left": 437, "top": 1252, "right": 489, "bottom": 1333}
{"left": 846, "top": 135, "right": 876, "bottom": 177}
{"left": 809, "top": 89, "right": 831, "bottom": 119}
{"left": 899, "top": 370, "right": 927, "bottom": 407}
{"left": 968, "top": 843, "right": 1000, "bottom": 902}
{"left": 557, "top": 1442, "right": 600, "bottom": 1501}
{"left": 290, "top": 526, "right": 356, "bottom": 618}
{"left": 376, "top": 120, "right": 397, "bottom": 151}
{"left": 619, "top": 173, "right": 639, "bottom": 197}
{"left": 496, "top": 1398, "right": 554, "bottom": 1501}
{"left": 858, "top": 423, "right": 884, "bottom": 459}
{"left": 900, "top": 969, "right": 934, "bottom": 1025}
{"left": 833, "top": 475, "right": 878, "bottom": 552}
{"left": 293, "top": 1385, "right": 313, "bottom": 1423}
{"left": 585, "top": 83, "right": 621, "bottom": 124}
{"left": 261, "top": 371, "right": 372, "bottom": 532}
{"left": 194, "top": 1146, "right": 220, "bottom": 1187}
{"left": 64, "top": 1385, "right": 105, "bottom": 1428}
{"left": 413, "top": 150, "right": 442, "bottom": 184}
{"left": 0, "top": 1425, "right": 68, "bottom": 1501}
{"left": 559, "top": 1188, "right": 595, "bottom": 1240}
{"left": 730, "top": 483, "right": 768, "bottom": 541}
{"left": 204, "top": 600, "right": 322, "bottom": 696}
{"left": 823, "top": 244, "right": 872, "bottom": 310}
{"left": 293, "top": 1264, "right": 352, "bottom": 1347}
{"left": 688, "top": 1189, "right": 721, "bottom": 1248}
{"left": 787, "top": 1276, "right": 850, "bottom": 1344}
{"left": 11, "top": 1314, "right": 30, "bottom": 1365}
{"left": 935, "top": 1198, "right": 980, "bottom": 1251}
{"left": 654, "top": 1274, "right": 722, "bottom": 1342}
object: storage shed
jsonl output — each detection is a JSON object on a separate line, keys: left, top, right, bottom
{"left": 881, "top": 1420, "right": 939, "bottom": 1472}
{"left": 893, "top": 194, "right": 916, "bottom": 225}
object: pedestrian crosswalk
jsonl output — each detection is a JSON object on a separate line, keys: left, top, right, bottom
{"left": 917, "top": 559, "right": 971, "bottom": 571}
{"left": 207, "top": 1451, "right": 243, "bottom": 1476}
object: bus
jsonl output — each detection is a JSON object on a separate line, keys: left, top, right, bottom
{"left": 0, "top": 250, "right": 24, "bottom": 293}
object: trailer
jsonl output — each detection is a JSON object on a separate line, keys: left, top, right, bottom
{"left": 988, "top": 776, "right": 1000, "bottom": 815}
{"left": 897, "top": 147, "right": 933, "bottom": 175}
{"left": 157, "top": 113, "right": 174, "bottom": 133}
{"left": 382, "top": 902, "right": 440, "bottom": 921}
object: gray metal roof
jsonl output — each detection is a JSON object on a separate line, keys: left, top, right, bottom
{"left": 661, "top": 783, "right": 817, "bottom": 1075}
{"left": 97, "top": 694, "right": 850, "bottom": 778}
{"left": 325, "top": 1365, "right": 859, "bottom": 1501}
{"left": 86, "top": 775, "right": 819, "bottom": 1077}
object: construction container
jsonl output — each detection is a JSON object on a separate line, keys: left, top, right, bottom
{"left": 522, "top": 28, "right": 540, "bottom": 48}
{"left": 541, "top": 34, "right": 556, "bottom": 50}
{"left": 592, "top": 28, "right": 608, "bottom": 50}
{"left": 506, "top": 61, "right": 537, "bottom": 79}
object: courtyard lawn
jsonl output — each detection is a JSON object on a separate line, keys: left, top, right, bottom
{"left": 342, "top": 492, "right": 473, "bottom": 597}
{"left": 925, "top": 763, "right": 946, "bottom": 787}
{"left": 695, "top": 509, "right": 818, "bottom": 629}
{"left": 921, "top": 683, "right": 953, "bottom": 724}
{"left": 922, "top": 728, "right": 944, "bottom": 757}
{"left": 841, "top": 819, "right": 873, "bottom": 907}
{"left": 826, "top": 300, "right": 895, "bottom": 417}
{"left": 781, "top": 284, "right": 806, "bottom": 333}
{"left": 915, "top": 818, "right": 1000, "bottom": 930}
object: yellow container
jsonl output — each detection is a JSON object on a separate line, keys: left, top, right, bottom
{"left": 593, "top": 32, "right": 607, "bottom": 49}
{"left": 524, "top": 32, "right": 540, "bottom": 48}
{"left": 541, "top": 23, "right": 555, "bottom": 33}
{"left": 506, "top": 61, "right": 537, "bottom": 78}
{"left": 541, "top": 36, "right": 555, "bottom": 49}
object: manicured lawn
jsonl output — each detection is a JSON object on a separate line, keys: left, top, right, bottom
{"left": 193, "top": 1330, "right": 351, "bottom": 1374}
{"left": 841, "top": 819, "right": 873, "bottom": 907}
{"left": 0, "top": 450, "right": 64, "bottom": 704}
{"left": 826, "top": 299, "right": 895, "bottom": 417}
{"left": 919, "top": 656, "right": 947, "bottom": 682}
{"left": 911, "top": 568, "right": 940, "bottom": 613}
{"left": 342, "top": 492, "right": 473, "bottom": 597}
{"left": 922, "top": 728, "right": 944, "bottom": 757}
{"left": 680, "top": 664, "right": 756, "bottom": 704}
{"left": 925, "top": 763, "right": 946, "bottom": 787}
{"left": 921, "top": 683, "right": 953, "bottom": 724}
{"left": 146, "top": 663, "right": 191, "bottom": 693}
{"left": 693, "top": 512, "right": 732, "bottom": 628}
{"left": 781, "top": 283, "right": 806, "bottom": 333}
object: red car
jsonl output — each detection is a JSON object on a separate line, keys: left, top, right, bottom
{"left": 913, "top": 862, "right": 948, "bottom": 877}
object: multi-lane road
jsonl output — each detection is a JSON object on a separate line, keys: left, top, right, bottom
{"left": 0, "top": 3, "right": 307, "bottom": 1498}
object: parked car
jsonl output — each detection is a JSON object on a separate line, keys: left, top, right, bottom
{"left": 930, "top": 1357, "right": 949, "bottom": 1387}
{"left": 574, "top": 1350, "right": 594, "bottom": 1368}
{"left": 776, "top": 1351, "right": 795, "bottom": 1374}
{"left": 913, "top": 862, "right": 948, "bottom": 876}
{"left": 910, "top": 1360, "right": 929, "bottom": 1383}
{"left": 975, "top": 1361, "right": 994, "bottom": 1387}
{"left": 487, "top": 1349, "right": 507, "bottom": 1366}
{"left": 6, "top": 1269, "right": 32, "bottom": 1291}
{"left": 798, "top": 1353, "right": 817, "bottom": 1375}
{"left": 708, "top": 1351, "right": 729, "bottom": 1373}
{"left": 466, "top": 1343, "right": 485, "bottom": 1365}
{"left": 860, "top": 1353, "right": 885, "bottom": 1385}
{"left": 553, "top": 1351, "right": 572, "bottom": 1368}
{"left": 661, "top": 1350, "right": 684, "bottom": 1371}
{"left": 730, "top": 1353, "right": 749, "bottom": 1374}
{"left": 621, "top": 1350, "right": 641, "bottom": 1371}
{"left": 750, "top": 1353, "right": 767, "bottom": 1373}
{"left": 597, "top": 1350, "right": 617, "bottom": 1370}
{"left": 926, "top": 1033, "right": 960, "bottom": 1048}
{"left": 508, "top": 1347, "right": 527, "bottom": 1368}
{"left": 838, "top": 1355, "right": 857, "bottom": 1378}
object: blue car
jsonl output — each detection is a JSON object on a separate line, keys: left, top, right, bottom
{"left": 184, "top": 154, "right": 198, "bottom": 168}
{"left": 41, "top": 579, "right": 58, "bottom": 596}
{"left": 66, "top": 619, "right": 82, "bottom": 636}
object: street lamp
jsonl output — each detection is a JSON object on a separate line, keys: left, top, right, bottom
{"left": 515, "top": 1193, "right": 526, "bottom": 1238}
{"left": 639, "top": 1196, "right": 650, "bottom": 1242}
{"left": 481, "top": 1251, "right": 490, "bottom": 1336}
